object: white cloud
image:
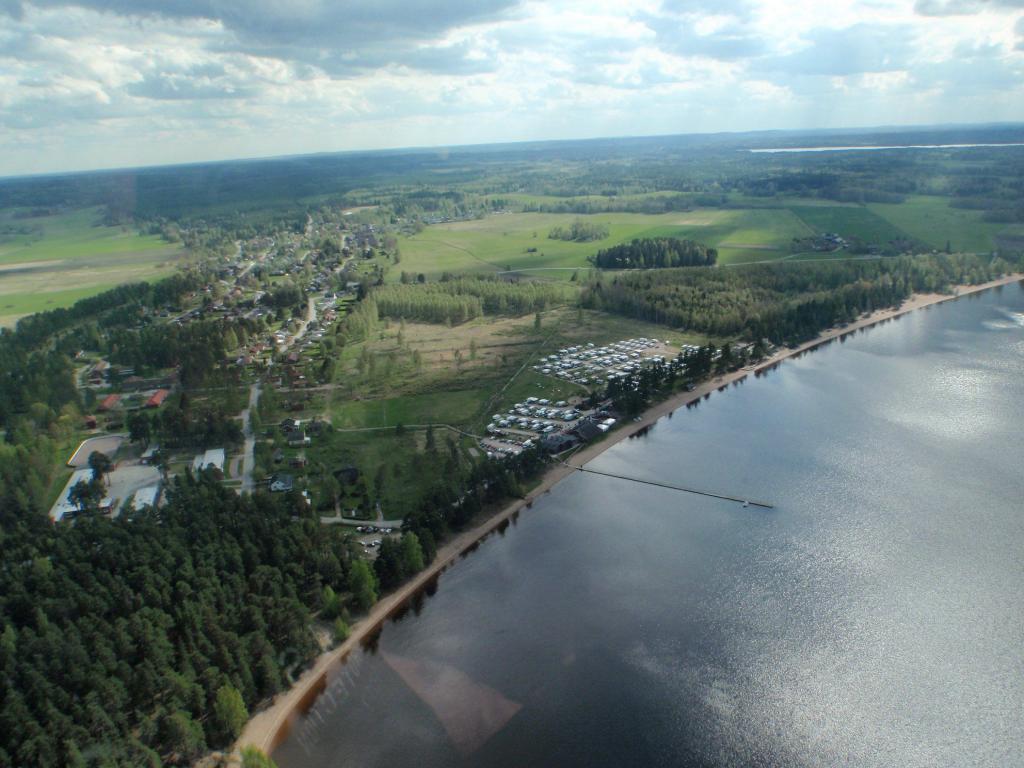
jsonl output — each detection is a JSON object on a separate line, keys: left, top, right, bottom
{"left": 0, "top": 0, "right": 1021, "bottom": 174}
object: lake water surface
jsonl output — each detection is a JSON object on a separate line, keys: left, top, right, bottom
{"left": 748, "top": 143, "right": 1024, "bottom": 153}
{"left": 275, "top": 284, "right": 1024, "bottom": 768}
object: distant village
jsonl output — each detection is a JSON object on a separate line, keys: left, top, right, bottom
{"left": 50, "top": 210, "right": 382, "bottom": 521}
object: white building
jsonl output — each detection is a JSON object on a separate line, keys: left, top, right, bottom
{"left": 192, "top": 448, "right": 226, "bottom": 474}
{"left": 132, "top": 485, "right": 161, "bottom": 511}
{"left": 50, "top": 469, "right": 94, "bottom": 521}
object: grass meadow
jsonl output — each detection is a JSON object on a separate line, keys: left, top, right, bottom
{"left": 0, "top": 207, "right": 185, "bottom": 326}
{"left": 397, "top": 196, "right": 1018, "bottom": 283}
{"left": 866, "top": 195, "right": 1007, "bottom": 252}
{"left": 396, "top": 209, "right": 814, "bottom": 280}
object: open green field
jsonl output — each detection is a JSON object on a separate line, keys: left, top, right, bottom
{"left": 787, "top": 205, "right": 910, "bottom": 244}
{"left": 0, "top": 207, "right": 185, "bottom": 326}
{"left": 0, "top": 207, "right": 174, "bottom": 264}
{"left": 397, "top": 209, "right": 813, "bottom": 279}
{"left": 399, "top": 197, "right": 1021, "bottom": 283}
{"left": 332, "top": 388, "right": 492, "bottom": 429}
{"left": 867, "top": 196, "right": 1008, "bottom": 252}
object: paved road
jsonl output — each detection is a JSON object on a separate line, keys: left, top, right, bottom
{"left": 284, "top": 296, "right": 317, "bottom": 351}
{"left": 237, "top": 296, "right": 316, "bottom": 495}
{"left": 320, "top": 514, "right": 404, "bottom": 528}
{"left": 239, "top": 381, "right": 261, "bottom": 494}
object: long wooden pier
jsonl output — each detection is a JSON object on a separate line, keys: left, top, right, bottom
{"left": 561, "top": 463, "right": 775, "bottom": 509}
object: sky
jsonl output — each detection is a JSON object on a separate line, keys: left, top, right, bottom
{"left": 1, "top": 0, "right": 1023, "bottom": 176}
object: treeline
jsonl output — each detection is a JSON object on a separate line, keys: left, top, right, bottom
{"left": 583, "top": 253, "right": 1020, "bottom": 343}
{"left": 523, "top": 194, "right": 699, "bottom": 215}
{"left": 106, "top": 316, "right": 259, "bottom": 388}
{"left": 262, "top": 283, "right": 305, "bottom": 310}
{"left": 337, "top": 297, "right": 378, "bottom": 343}
{"left": 128, "top": 395, "right": 243, "bottom": 450}
{"left": 600, "top": 343, "right": 762, "bottom": 415}
{"left": 10, "top": 273, "right": 200, "bottom": 350}
{"left": 401, "top": 445, "right": 548, "bottom": 559}
{"left": 0, "top": 340, "right": 78, "bottom": 431}
{"left": 0, "top": 271, "right": 226, "bottom": 518}
{"left": 373, "top": 277, "right": 576, "bottom": 325}
{"left": 377, "top": 288, "right": 482, "bottom": 324}
{"left": 331, "top": 439, "right": 551, "bottom": 602}
{"left": 0, "top": 419, "right": 78, "bottom": 524}
{"left": 548, "top": 219, "right": 609, "bottom": 242}
{"left": 0, "top": 474, "right": 356, "bottom": 766}
{"left": 590, "top": 237, "right": 717, "bottom": 269}
{"left": 950, "top": 197, "right": 1024, "bottom": 223}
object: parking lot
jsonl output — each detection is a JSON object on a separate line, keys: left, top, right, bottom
{"left": 531, "top": 337, "right": 674, "bottom": 386}
{"left": 477, "top": 337, "right": 678, "bottom": 457}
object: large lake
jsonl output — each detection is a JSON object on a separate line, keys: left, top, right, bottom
{"left": 275, "top": 284, "right": 1024, "bottom": 768}
{"left": 748, "top": 143, "right": 1024, "bottom": 153}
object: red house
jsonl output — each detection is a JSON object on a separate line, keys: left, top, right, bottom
{"left": 145, "top": 389, "right": 170, "bottom": 408}
{"left": 98, "top": 394, "right": 121, "bottom": 412}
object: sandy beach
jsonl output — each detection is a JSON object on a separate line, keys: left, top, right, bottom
{"left": 235, "top": 271, "right": 1022, "bottom": 757}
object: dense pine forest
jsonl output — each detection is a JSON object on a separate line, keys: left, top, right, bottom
{"left": 582, "top": 253, "right": 1021, "bottom": 342}
{"left": 0, "top": 475, "right": 351, "bottom": 766}
{"left": 590, "top": 237, "right": 718, "bottom": 269}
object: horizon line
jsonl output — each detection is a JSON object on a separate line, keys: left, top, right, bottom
{"left": 3, "top": 119, "right": 1024, "bottom": 183}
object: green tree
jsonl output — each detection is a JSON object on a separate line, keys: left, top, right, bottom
{"left": 400, "top": 532, "right": 425, "bottom": 574}
{"left": 161, "top": 710, "right": 206, "bottom": 761}
{"left": 374, "top": 538, "right": 405, "bottom": 590}
{"left": 321, "top": 586, "right": 340, "bottom": 620}
{"left": 0, "top": 624, "right": 16, "bottom": 666}
{"left": 87, "top": 450, "right": 113, "bottom": 484}
{"left": 333, "top": 618, "right": 350, "bottom": 643}
{"left": 69, "top": 478, "right": 103, "bottom": 513}
{"left": 241, "top": 746, "right": 280, "bottom": 768}
{"left": 213, "top": 684, "right": 248, "bottom": 743}
{"left": 347, "top": 560, "right": 378, "bottom": 613}
{"left": 127, "top": 412, "right": 151, "bottom": 446}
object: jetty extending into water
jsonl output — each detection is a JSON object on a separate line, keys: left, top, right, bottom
{"left": 560, "top": 462, "right": 775, "bottom": 509}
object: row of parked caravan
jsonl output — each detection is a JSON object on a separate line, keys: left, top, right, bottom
{"left": 487, "top": 397, "right": 583, "bottom": 436}
{"left": 534, "top": 337, "right": 668, "bottom": 385}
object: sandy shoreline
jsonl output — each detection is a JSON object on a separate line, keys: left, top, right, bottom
{"left": 235, "top": 272, "right": 1022, "bottom": 756}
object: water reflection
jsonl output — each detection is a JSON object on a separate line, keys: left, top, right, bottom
{"left": 274, "top": 285, "right": 1024, "bottom": 768}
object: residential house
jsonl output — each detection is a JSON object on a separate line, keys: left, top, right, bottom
{"left": 269, "top": 474, "right": 294, "bottom": 493}
{"left": 145, "top": 389, "right": 170, "bottom": 408}
{"left": 287, "top": 429, "right": 310, "bottom": 447}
